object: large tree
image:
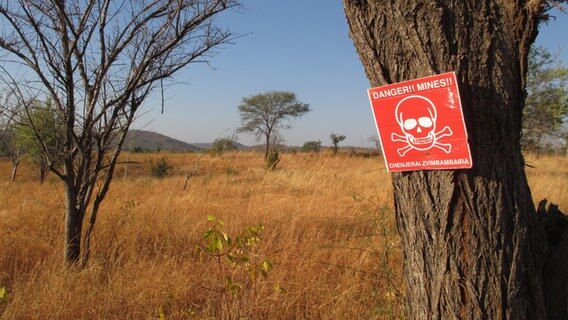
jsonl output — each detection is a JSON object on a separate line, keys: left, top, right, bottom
{"left": 0, "top": 0, "right": 239, "bottom": 265}
{"left": 342, "top": 1, "right": 564, "bottom": 319}
{"left": 238, "top": 90, "right": 310, "bottom": 159}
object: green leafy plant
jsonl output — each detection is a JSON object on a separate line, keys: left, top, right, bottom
{"left": 0, "top": 286, "right": 7, "bottom": 304}
{"left": 198, "top": 215, "right": 278, "bottom": 319}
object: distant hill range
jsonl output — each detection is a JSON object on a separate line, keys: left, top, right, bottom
{"left": 125, "top": 130, "right": 201, "bottom": 152}
{"left": 125, "top": 129, "right": 249, "bottom": 152}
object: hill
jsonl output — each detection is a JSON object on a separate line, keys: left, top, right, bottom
{"left": 125, "top": 130, "right": 201, "bottom": 152}
{"left": 191, "top": 141, "right": 249, "bottom": 150}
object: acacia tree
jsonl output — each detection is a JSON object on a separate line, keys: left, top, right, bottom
{"left": 0, "top": 0, "right": 239, "bottom": 265}
{"left": 522, "top": 46, "right": 568, "bottom": 153}
{"left": 343, "top": 1, "right": 565, "bottom": 319}
{"left": 330, "top": 132, "right": 346, "bottom": 155}
{"left": 237, "top": 91, "right": 310, "bottom": 159}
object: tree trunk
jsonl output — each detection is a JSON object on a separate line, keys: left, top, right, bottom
{"left": 39, "top": 160, "right": 49, "bottom": 184}
{"left": 64, "top": 205, "right": 83, "bottom": 264}
{"left": 265, "top": 131, "right": 271, "bottom": 159}
{"left": 10, "top": 161, "right": 18, "bottom": 182}
{"left": 64, "top": 173, "right": 83, "bottom": 264}
{"left": 343, "top": 1, "right": 547, "bottom": 319}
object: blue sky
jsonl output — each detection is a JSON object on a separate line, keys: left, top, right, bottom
{"left": 135, "top": 1, "right": 568, "bottom": 147}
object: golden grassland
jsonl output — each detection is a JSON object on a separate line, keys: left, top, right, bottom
{"left": 0, "top": 151, "right": 566, "bottom": 319}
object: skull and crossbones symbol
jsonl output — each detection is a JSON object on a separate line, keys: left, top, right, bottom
{"left": 391, "top": 95, "right": 453, "bottom": 157}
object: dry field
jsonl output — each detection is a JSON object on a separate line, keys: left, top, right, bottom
{"left": 0, "top": 151, "right": 566, "bottom": 319}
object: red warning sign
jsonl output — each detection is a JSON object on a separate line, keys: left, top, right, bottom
{"left": 368, "top": 72, "right": 472, "bottom": 172}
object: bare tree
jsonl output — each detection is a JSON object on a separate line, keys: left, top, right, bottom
{"left": 367, "top": 134, "right": 382, "bottom": 155}
{"left": 343, "top": 1, "right": 566, "bottom": 319}
{"left": 0, "top": 0, "right": 239, "bottom": 265}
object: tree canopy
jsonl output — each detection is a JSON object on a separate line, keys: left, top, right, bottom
{"left": 330, "top": 132, "right": 346, "bottom": 155}
{"left": 237, "top": 91, "right": 310, "bottom": 159}
{"left": 14, "top": 100, "right": 65, "bottom": 183}
{"left": 523, "top": 46, "right": 568, "bottom": 153}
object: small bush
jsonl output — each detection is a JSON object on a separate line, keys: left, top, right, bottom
{"left": 150, "top": 156, "right": 172, "bottom": 178}
{"left": 266, "top": 148, "right": 281, "bottom": 171}
{"left": 301, "top": 140, "right": 322, "bottom": 153}
{"left": 132, "top": 146, "right": 145, "bottom": 153}
{"left": 210, "top": 136, "right": 238, "bottom": 155}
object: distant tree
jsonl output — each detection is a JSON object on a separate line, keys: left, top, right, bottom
{"left": 0, "top": 128, "right": 23, "bottom": 182}
{"left": 14, "top": 100, "right": 65, "bottom": 183}
{"left": 522, "top": 46, "right": 568, "bottom": 154}
{"left": 330, "top": 132, "right": 346, "bottom": 155}
{"left": 0, "top": 92, "right": 27, "bottom": 182}
{"left": 367, "top": 134, "right": 382, "bottom": 155}
{"left": 0, "top": 0, "right": 239, "bottom": 265}
{"left": 237, "top": 91, "right": 310, "bottom": 159}
{"left": 301, "top": 140, "right": 322, "bottom": 153}
{"left": 0, "top": 90, "right": 17, "bottom": 142}
{"left": 211, "top": 135, "right": 238, "bottom": 154}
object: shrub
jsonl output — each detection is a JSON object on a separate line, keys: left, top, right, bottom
{"left": 210, "top": 136, "right": 238, "bottom": 155}
{"left": 301, "top": 140, "right": 322, "bottom": 153}
{"left": 150, "top": 156, "right": 172, "bottom": 178}
{"left": 266, "top": 148, "right": 281, "bottom": 171}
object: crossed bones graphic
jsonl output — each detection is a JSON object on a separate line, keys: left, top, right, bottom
{"left": 391, "top": 126, "right": 453, "bottom": 157}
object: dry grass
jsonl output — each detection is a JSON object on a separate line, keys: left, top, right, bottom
{"left": 0, "top": 152, "right": 566, "bottom": 319}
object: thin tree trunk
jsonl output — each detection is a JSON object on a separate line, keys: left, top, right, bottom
{"left": 39, "top": 160, "right": 49, "bottom": 184}
{"left": 265, "top": 132, "right": 271, "bottom": 159}
{"left": 10, "top": 161, "right": 18, "bottom": 182}
{"left": 343, "top": 1, "right": 547, "bottom": 319}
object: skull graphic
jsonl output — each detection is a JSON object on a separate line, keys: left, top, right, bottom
{"left": 391, "top": 95, "right": 453, "bottom": 157}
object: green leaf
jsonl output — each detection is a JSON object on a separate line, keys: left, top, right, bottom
{"left": 221, "top": 231, "right": 230, "bottom": 243}
{"left": 214, "top": 237, "right": 223, "bottom": 251}
{"left": 260, "top": 260, "right": 273, "bottom": 278}
{"left": 0, "top": 286, "right": 7, "bottom": 303}
{"left": 274, "top": 284, "right": 287, "bottom": 294}
{"left": 203, "top": 229, "right": 214, "bottom": 239}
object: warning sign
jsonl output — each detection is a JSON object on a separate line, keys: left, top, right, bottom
{"left": 368, "top": 72, "right": 472, "bottom": 172}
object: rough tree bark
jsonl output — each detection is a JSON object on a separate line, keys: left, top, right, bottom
{"left": 343, "top": 1, "right": 553, "bottom": 319}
